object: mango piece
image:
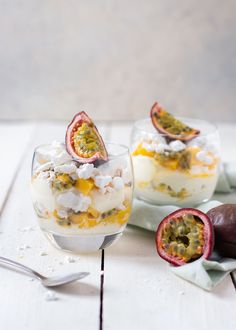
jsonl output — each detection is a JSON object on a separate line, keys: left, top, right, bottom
{"left": 75, "top": 178, "right": 94, "bottom": 195}
{"left": 69, "top": 212, "right": 88, "bottom": 224}
{"left": 87, "top": 206, "right": 100, "bottom": 218}
{"left": 132, "top": 143, "right": 154, "bottom": 157}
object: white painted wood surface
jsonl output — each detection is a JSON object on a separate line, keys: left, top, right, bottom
{"left": 0, "top": 121, "right": 235, "bottom": 330}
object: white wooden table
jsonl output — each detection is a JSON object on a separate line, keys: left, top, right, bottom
{"left": 0, "top": 121, "right": 236, "bottom": 330}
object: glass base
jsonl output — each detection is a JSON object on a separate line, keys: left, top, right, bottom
{"left": 42, "top": 229, "right": 123, "bottom": 253}
{"left": 135, "top": 194, "right": 211, "bottom": 207}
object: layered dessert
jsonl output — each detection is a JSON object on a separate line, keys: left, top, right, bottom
{"left": 31, "top": 112, "right": 133, "bottom": 251}
{"left": 131, "top": 102, "right": 220, "bottom": 206}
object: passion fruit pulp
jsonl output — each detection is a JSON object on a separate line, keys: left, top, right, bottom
{"left": 156, "top": 208, "right": 214, "bottom": 266}
{"left": 150, "top": 102, "right": 200, "bottom": 141}
{"left": 66, "top": 111, "right": 108, "bottom": 163}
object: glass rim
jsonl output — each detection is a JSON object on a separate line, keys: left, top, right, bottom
{"left": 34, "top": 141, "right": 130, "bottom": 158}
{"left": 133, "top": 117, "right": 218, "bottom": 137}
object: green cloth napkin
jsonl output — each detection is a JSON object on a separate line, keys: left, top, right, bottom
{"left": 171, "top": 258, "right": 236, "bottom": 291}
{"left": 215, "top": 162, "right": 236, "bottom": 192}
{"left": 128, "top": 162, "right": 236, "bottom": 290}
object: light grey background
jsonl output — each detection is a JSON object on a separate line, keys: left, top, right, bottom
{"left": 0, "top": 0, "right": 235, "bottom": 121}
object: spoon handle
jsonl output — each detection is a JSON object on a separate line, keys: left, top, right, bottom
{"left": 0, "top": 256, "right": 43, "bottom": 280}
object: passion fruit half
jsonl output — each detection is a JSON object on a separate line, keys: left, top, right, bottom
{"left": 156, "top": 208, "right": 214, "bottom": 266}
{"left": 150, "top": 102, "right": 200, "bottom": 141}
{"left": 66, "top": 111, "right": 108, "bottom": 163}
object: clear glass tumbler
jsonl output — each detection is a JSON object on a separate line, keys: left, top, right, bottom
{"left": 31, "top": 142, "right": 133, "bottom": 253}
{"left": 131, "top": 118, "right": 220, "bottom": 206}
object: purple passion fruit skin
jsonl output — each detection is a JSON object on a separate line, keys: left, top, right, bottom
{"left": 150, "top": 102, "right": 200, "bottom": 142}
{"left": 207, "top": 204, "right": 236, "bottom": 258}
{"left": 156, "top": 208, "right": 214, "bottom": 266}
{"left": 66, "top": 111, "right": 108, "bottom": 163}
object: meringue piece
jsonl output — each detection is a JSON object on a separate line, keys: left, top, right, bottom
{"left": 142, "top": 143, "right": 154, "bottom": 152}
{"left": 54, "top": 162, "right": 77, "bottom": 174}
{"left": 57, "top": 209, "right": 68, "bottom": 219}
{"left": 169, "top": 140, "right": 186, "bottom": 152}
{"left": 56, "top": 191, "right": 91, "bottom": 212}
{"left": 94, "top": 175, "right": 112, "bottom": 189}
{"left": 196, "top": 150, "right": 213, "bottom": 165}
{"left": 154, "top": 143, "right": 170, "bottom": 153}
{"left": 45, "top": 291, "right": 58, "bottom": 301}
{"left": 112, "top": 176, "right": 124, "bottom": 190}
{"left": 52, "top": 150, "right": 72, "bottom": 166}
{"left": 77, "top": 163, "right": 95, "bottom": 179}
{"left": 65, "top": 256, "right": 76, "bottom": 263}
{"left": 35, "top": 162, "right": 53, "bottom": 174}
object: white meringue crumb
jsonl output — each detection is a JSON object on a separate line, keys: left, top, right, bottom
{"left": 35, "top": 162, "right": 53, "bottom": 173}
{"left": 142, "top": 143, "right": 154, "bottom": 152}
{"left": 196, "top": 150, "right": 213, "bottom": 165}
{"left": 169, "top": 140, "right": 186, "bottom": 152}
{"left": 45, "top": 291, "right": 58, "bottom": 302}
{"left": 18, "top": 226, "right": 35, "bottom": 233}
{"left": 154, "top": 143, "right": 170, "bottom": 153}
{"left": 54, "top": 163, "right": 77, "bottom": 174}
{"left": 112, "top": 176, "right": 124, "bottom": 190}
{"left": 77, "top": 163, "right": 95, "bottom": 179}
{"left": 94, "top": 175, "right": 112, "bottom": 189}
{"left": 65, "top": 256, "right": 76, "bottom": 263}
{"left": 56, "top": 191, "right": 91, "bottom": 212}
{"left": 48, "top": 267, "right": 54, "bottom": 272}
{"left": 17, "top": 245, "right": 31, "bottom": 251}
{"left": 57, "top": 209, "right": 68, "bottom": 219}
{"left": 179, "top": 291, "right": 185, "bottom": 295}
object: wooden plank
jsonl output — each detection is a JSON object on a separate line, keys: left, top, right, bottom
{"left": 0, "top": 122, "right": 35, "bottom": 213}
{"left": 103, "top": 123, "right": 236, "bottom": 330}
{"left": 0, "top": 121, "right": 109, "bottom": 330}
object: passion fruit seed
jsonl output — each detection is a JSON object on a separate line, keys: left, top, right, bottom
{"left": 154, "top": 110, "right": 192, "bottom": 136}
{"left": 52, "top": 173, "right": 75, "bottom": 191}
{"left": 73, "top": 122, "right": 101, "bottom": 158}
{"left": 161, "top": 214, "right": 204, "bottom": 263}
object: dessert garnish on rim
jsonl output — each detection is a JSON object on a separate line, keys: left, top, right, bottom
{"left": 150, "top": 102, "right": 200, "bottom": 141}
{"left": 66, "top": 111, "right": 108, "bottom": 163}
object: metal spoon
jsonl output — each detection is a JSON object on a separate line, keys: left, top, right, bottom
{"left": 0, "top": 256, "right": 89, "bottom": 287}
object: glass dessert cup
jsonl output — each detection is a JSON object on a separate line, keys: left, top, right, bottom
{"left": 131, "top": 118, "right": 220, "bottom": 207}
{"left": 31, "top": 142, "right": 133, "bottom": 253}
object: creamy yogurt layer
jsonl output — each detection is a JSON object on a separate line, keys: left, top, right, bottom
{"left": 31, "top": 142, "right": 132, "bottom": 235}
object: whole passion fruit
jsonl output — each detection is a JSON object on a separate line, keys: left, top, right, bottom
{"left": 66, "top": 111, "right": 108, "bottom": 163}
{"left": 150, "top": 102, "right": 200, "bottom": 141}
{"left": 156, "top": 208, "right": 214, "bottom": 266}
{"left": 207, "top": 204, "right": 236, "bottom": 258}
